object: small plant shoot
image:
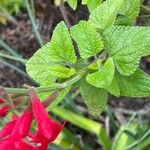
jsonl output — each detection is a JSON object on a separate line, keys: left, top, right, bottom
{"left": 26, "top": 0, "right": 150, "bottom": 116}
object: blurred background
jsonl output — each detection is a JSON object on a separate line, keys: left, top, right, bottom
{"left": 0, "top": 0, "right": 150, "bottom": 149}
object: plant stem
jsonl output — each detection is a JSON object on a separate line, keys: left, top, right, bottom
{"left": 0, "top": 60, "right": 28, "bottom": 78}
{"left": 141, "top": 5, "right": 150, "bottom": 14}
{"left": 0, "top": 52, "right": 26, "bottom": 64}
{"left": 24, "top": 0, "right": 44, "bottom": 47}
{"left": 126, "top": 129, "right": 150, "bottom": 150}
{"left": 0, "top": 38, "right": 22, "bottom": 58}
{"left": 4, "top": 72, "right": 84, "bottom": 95}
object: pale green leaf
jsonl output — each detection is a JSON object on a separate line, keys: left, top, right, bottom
{"left": 86, "top": 58, "right": 115, "bottom": 89}
{"left": 71, "top": 21, "right": 104, "bottom": 59}
{"left": 49, "top": 21, "right": 76, "bottom": 63}
{"left": 89, "top": 0, "right": 124, "bottom": 30}
{"left": 47, "top": 86, "right": 71, "bottom": 110}
{"left": 47, "top": 65, "right": 76, "bottom": 79}
{"left": 26, "top": 21, "right": 77, "bottom": 85}
{"left": 80, "top": 77, "right": 108, "bottom": 116}
{"left": 104, "top": 26, "right": 150, "bottom": 76}
{"left": 117, "top": 69, "right": 150, "bottom": 97}
{"left": 26, "top": 54, "right": 56, "bottom": 85}
{"left": 106, "top": 76, "right": 120, "bottom": 97}
{"left": 119, "top": 0, "right": 141, "bottom": 19}
{"left": 88, "top": 59, "right": 102, "bottom": 70}
{"left": 86, "top": 0, "right": 102, "bottom": 12}
{"left": 81, "top": 0, "right": 86, "bottom": 4}
{"left": 67, "top": 0, "right": 77, "bottom": 10}
{"left": 26, "top": 55, "right": 75, "bottom": 85}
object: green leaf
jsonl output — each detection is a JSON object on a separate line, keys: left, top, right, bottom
{"left": 71, "top": 21, "right": 104, "bottom": 59}
{"left": 46, "top": 65, "right": 76, "bottom": 79}
{"left": 67, "top": 0, "right": 77, "bottom": 10}
{"left": 117, "top": 69, "right": 150, "bottom": 97}
{"left": 49, "top": 21, "right": 76, "bottom": 64}
{"left": 26, "top": 56, "right": 56, "bottom": 85}
{"left": 88, "top": 59, "right": 102, "bottom": 70}
{"left": 106, "top": 76, "right": 120, "bottom": 97}
{"left": 119, "top": 0, "right": 141, "bottom": 19}
{"left": 89, "top": 0, "right": 124, "bottom": 30}
{"left": 47, "top": 86, "right": 71, "bottom": 110}
{"left": 86, "top": 0, "right": 102, "bottom": 12}
{"left": 26, "top": 56, "right": 75, "bottom": 85}
{"left": 26, "top": 21, "right": 77, "bottom": 85}
{"left": 86, "top": 58, "right": 115, "bottom": 89}
{"left": 79, "top": 77, "right": 108, "bottom": 116}
{"left": 103, "top": 26, "right": 150, "bottom": 76}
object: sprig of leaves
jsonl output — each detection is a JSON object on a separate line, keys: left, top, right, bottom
{"left": 26, "top": 0, "right": 150, "bottom": 116}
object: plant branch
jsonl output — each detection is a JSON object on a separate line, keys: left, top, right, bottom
{"left": 24, "top": 0, "right": 44, "bottom": 47}
{"left": 60, "top": 0, "right": 71, "bottom": 28}
{"left": 0, "top": 38, "right": 22, "bottom": 58}
{"left": 0, "top": 60, "right": 28, "bottom": 78}
{"left": 4, "top": 72, "right": 85, "bottom": 95}
{"left": 141, "top": 5, "right": 150, "bottom": 14}
{"left": 0, "top": 52, "right": 27, "bottom": 64}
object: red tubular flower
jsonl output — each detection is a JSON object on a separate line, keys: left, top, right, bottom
{"left": 0, "top": 106, "right": 33, "bottom": 149}
{"left": 0, "top": 98, "right": 3, "bottom": 103}
{"left": 10, "top": 108, "right": 33, "bottom": 141}
{"left": 29, "top": 90, "right": 63, "bottom": 147}
{"left": 11, "top": 139, "right": 35, "bottom": 150}
{"left": 0, "top": 119, "right": 17, "bottom": 139}
{"left": 0, "top": 105, "right": 10, "bottom": 118}
{"left": 0, "top": 98, "right": 10, "bottom": 118}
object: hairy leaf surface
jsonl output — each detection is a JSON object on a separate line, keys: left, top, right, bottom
{"left": 86, "top": 0, "right": 102, "bottom": 12}
{"left": 89, "top": 0, "right": 124, "bottom": 30}
{"left": 104, "top": 26, "right": 150, "bottom": 75}
{"left": 86, "top": 58, "right": 115, "bottom": 89}
{"left": 71, "top": 21, "right": 104, "bottom": 59}
{"left": 47, "top": 21, "right": 77, "bottom": 63}
{"left": 26, "top": 21, "right": 77, "bottom": 85}
{"left": 117, "top": 69, "right": 150, "bottom": 97}
{"left": 119, "top": 0, "right": 141, "bottom": 19}
{"left": 106, "top": 76, "right": 120, "bottom": 97}
{"left": 80, "top": 77, "right": 108, "bottom": 116}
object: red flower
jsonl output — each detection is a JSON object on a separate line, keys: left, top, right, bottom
{"left": 0, "top": 119, "right": 17, "bottom": 139}
{"left": 10, "top": 110, "right": 33, "bottom": 141}
{"left": 0, "top": 98, "right": 10, "bottom": 118}
{"left": 0, "top": 90, "right": 64, "bottom": 150}
{"left": 0, "top": 107, "right": 33, "bottom": 149}
{"left": 29, "top": 91, "right": 63, "bottom": 148}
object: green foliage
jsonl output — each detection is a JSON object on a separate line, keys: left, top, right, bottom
{"left": 70, "top": 21, "right": 104, "bottom": 59}
{"left": 86, "top": 0, "right": 102, "bottom": 12}
{"left": 26, "top": 0, "right": 150, "bottom": 116}
{"left": 119, "top": 0, "right": 141, "bottom": 19}
{"left": 79, "top": 77, "right": 108, "bottom": 116}
{"left": 117, "top": 69, "right": 150, "bottom": 97}
{"left": 0, "top": 0, "right": 23, "bottom": 14}
{"left": 47, "top": 21, "right": 77, "bottom": 64}
{"left": 0, "top": 0, "right": 23, "bottom": 24}
{"left": 112, "top": 113, "right": 150, "bottom": 150}
{"left": 26, "top": 21, "right": 76, "bottom": 86}
{"left": 51, "top": 106, "right": 112, "bottom": 150}
{"left": 106, "top": 76, "right": 120, "bottom": 97}
{"left": 86, "top": 57, "right": 115, "bottom": 89}
{"left": 67, "top": 0, "right": 77, "bottom": 10}
{"left": 103, "top": 26, "right": 150, "bottom": 76}
{"left": 46, "top": 86, "right": 71, "bottom": 110}
{"left": 89, "top": 0, "right": 124, "bottom": 30}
